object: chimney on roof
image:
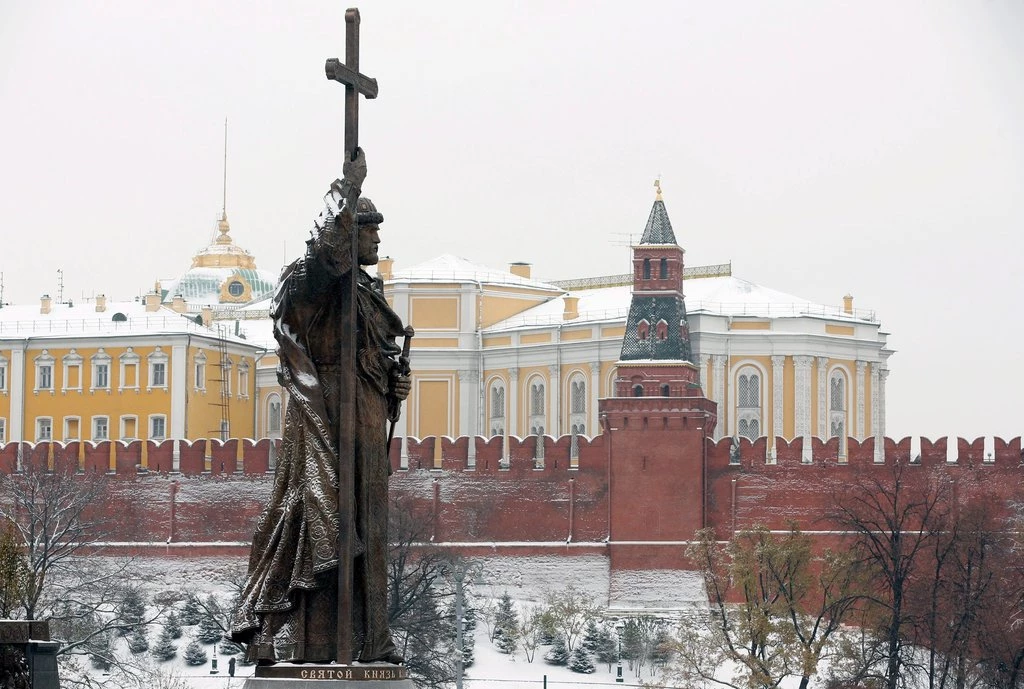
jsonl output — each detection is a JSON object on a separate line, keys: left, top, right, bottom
{"left": 40, "top": 294, "right": 52, "bottom": 314}
{"left": 171, "top": 294, "right": 187, "bottom": 314}
{"left": 509, "top": 262, "right": 531, "bottom": 279}
{"left": 377, "top": 256, "right": 394, "bottom": 281}
{"left": 843, "top": 294, "right": 853, "bottom": 315}
{"left": 201, "top": 306, "right": 213, "bottom": 328}
{"left": 95, "top": 294, "right": 107, "bottom": 313}
{"left": 563, "top": 295, "right": 579, "bottom": 321}
{"left": 144, "top": 291, "right": 161, "bottom": 313}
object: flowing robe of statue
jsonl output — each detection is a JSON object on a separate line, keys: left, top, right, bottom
{"left": 231, "top": 177, "right": 405, "bottom": 665}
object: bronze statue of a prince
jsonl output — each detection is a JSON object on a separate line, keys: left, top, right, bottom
{"left": 230, "top": 147, "right": 410, "bottom": 665}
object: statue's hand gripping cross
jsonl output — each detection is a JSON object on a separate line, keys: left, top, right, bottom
{"left": 325, "top": 7, "right": 378, "bottom": 163}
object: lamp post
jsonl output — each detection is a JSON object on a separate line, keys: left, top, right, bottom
{"left": 614, "top": 620, "right": 624, "bottom": 683}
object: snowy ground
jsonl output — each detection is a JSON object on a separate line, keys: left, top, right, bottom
{"left": 65, "top": 555, "right": 695, "bottom": 688}
{"left": 125, "top": 621, "right": 661, "bottom": 689}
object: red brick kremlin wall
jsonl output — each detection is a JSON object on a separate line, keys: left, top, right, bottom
{"left": 0, "top": 432, "right": 1020, "bottom": 566}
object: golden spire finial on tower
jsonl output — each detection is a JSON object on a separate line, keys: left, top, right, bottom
{"left": 654, "top": 177, "right": 663, "bottom": 201}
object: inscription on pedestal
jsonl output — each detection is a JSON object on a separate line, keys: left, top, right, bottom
{"left": 255, "top": 664, "right": 408, "bottom": 681}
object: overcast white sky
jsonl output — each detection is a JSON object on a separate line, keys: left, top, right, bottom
{"left": 1, "top": 1, "right": 1021, "bottom": 440}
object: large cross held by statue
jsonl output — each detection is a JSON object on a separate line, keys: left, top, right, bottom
{"left": 326, "top": 7, "right": 378, "bottom": 162}
{"left": 324, "top": 6, "right": 378, "bottom": 666}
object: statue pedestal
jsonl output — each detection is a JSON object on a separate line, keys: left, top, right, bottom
{"left": 0, "top": 621, "right": 59, "bottom": 689}
{"left": 243, "top": 663, "right": 414, "bottom": 688}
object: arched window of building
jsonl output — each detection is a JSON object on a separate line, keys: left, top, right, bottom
{"left": 488, "top": 379, "right": 506, "bottom": 437}
{"left": 661, "top": 384, "right": 670, "bottom": 397}
{"left": 568, "top": 373, "right": 587, "bottom": 458}
{"left": 829, "top": 370, "right": 847, "bottom": 441}
{"left": 656, "top": 319, "right": 668, "bottom": 341}
{"left": 632, "top": 384, "right": 644, "bottom": 397}
{"left": 642, "top": 258, "right": 651, "bottom": 280}
{"left": 267, "top": 393, "right": 283, "bottom": 437}
{"left": 528, "top": 378, "right": 545, "bottom": 436}
{"left": 736, "top": 366, "right": 762, "bottom": 441}
{"left": 659, "top": 257, "right": 668, "bottom": 279}
{"left": 637, "top": 319, "right": 650, "bottom": 341}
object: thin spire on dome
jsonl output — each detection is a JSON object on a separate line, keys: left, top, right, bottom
{"left": 654, "top": 177, "right": 663, "bottom": 201}
{"left": 216, "top": 118, "right": 233, "bottom": 244}
{"left": 222, "top": 117, "right": 228, "bottom": 222}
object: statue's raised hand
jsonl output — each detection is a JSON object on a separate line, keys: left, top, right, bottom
{"left": 343, "top": 147, "right": 368, "bottom": 188}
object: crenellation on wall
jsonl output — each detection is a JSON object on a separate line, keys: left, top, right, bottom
{"left": 994, "top": 436, "right": 1022, "bottom": 465}
{"left": 0, "top": 432, "right": 1021, "bottom": 568}
{"left": 1, "top": 435, "right": 1022, "bottom": 478}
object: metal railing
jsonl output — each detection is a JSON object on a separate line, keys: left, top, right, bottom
{"left": 0, "top": 315, "right": 210, "bottom": 336}
{"left": 550, "top": 262, "right": 733, "bottom": 291}
{"left": 487, "top": 300, "right": 875, "bottom": 331}
{"left": 686, "top": 301, "right": 876, "bottom": 322}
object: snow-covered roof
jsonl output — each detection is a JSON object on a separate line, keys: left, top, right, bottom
{"left": 484, "top": 275, "right": 876, "bottom": 331}
{"left": 389, "top": 254, "right": 563, "bottom": 291}
{"left": 0, "top": 299, "right": 255, "bottom": 345}
{"left": 234, "top": 317, "right": 276, "bottom": 349}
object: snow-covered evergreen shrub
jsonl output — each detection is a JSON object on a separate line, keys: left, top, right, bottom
{"left": 183, "top": 639, "right": 208, "bottom": 666}
{"left": 127, "top": 626, "right": 149, "bottom": 654}
{"left": 569, "top": 646, "right": 596, "bottom": 674}
{"left": 543, "top": 635, "right": 570, "bottom": 666}
{"left": 151, "top": 626, "right": 177, "bottom": 661}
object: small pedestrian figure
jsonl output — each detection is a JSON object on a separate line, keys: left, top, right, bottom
{"left": 228, "top": 657, "right": 236, "bottom": 677}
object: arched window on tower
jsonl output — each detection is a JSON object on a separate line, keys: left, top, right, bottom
{"left": 656, "top": 319, "right": 668, "bottom": 341}
{"left": 632, "top": 384, "right": 644, "bottom": 397}
{"left": 488, "top": 379, "right": 506, "bottom": 437}
{"left": 568, "top": 373, "right": 587, "bottom": 459}
{"left": 829, "top": 369, "right": 847, "bottom": 455}
{"left": 661, "top": 384, "right": 670, "bottom": 397}
{"left": 642, "top": 258, "right": 651, "bottom": 280}
{"left": 659, "top": 257, "right": 668, "bottom": 279}
{"left": 637, "top": 320, "right": 650, "bottom": 341}
{"left": 736, "top": 366, "right": 762, "bottom": 441}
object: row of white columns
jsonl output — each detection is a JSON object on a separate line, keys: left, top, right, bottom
{"left": 700, "top": 354, "right": 887, "bottom": 459}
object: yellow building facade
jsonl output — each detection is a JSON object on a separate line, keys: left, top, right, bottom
{"left": 0, "top": 295, "right": 262, "bottom": 448}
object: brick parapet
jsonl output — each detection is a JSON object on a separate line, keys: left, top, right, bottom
{"left": 0, "top": 433, "right": 1020, "bottom": 563}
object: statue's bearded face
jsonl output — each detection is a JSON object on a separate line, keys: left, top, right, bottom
{"left": 358, "top": 224, "right": 381, "bottom": 265}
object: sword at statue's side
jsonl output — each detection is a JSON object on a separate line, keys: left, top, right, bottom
{"left": 325, "top": 6, "right": 379, "bottom": 666}
{"left": 387, "top": 327, "right": 415, "bottom": 459}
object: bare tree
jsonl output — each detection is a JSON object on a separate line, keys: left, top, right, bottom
{"left": 386, "top": 498, "right": 457, "bottom": 689}
{"left": 670, "top": 525, "right": 860, "bottom": 689}
{"left": 0, "top": 452, "right": 169, "bottom": 686}
{"left": 0, "top": 451, "right": 109, "bottom": 620}
{"left": 0, "top": 518, "right": 28, "bottom": 617}
{"left": 543, "top": 583, "right": 602, "bottom": 652}
{"left": 830, "top": 460, "right": 951, "bottom": 689}
{"left": 518, "top": 605, "right": 545, "bottom": 663}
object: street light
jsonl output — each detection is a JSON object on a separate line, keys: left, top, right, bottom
{"left": 614, "top": 620, "right": 624, "bottom": 683}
